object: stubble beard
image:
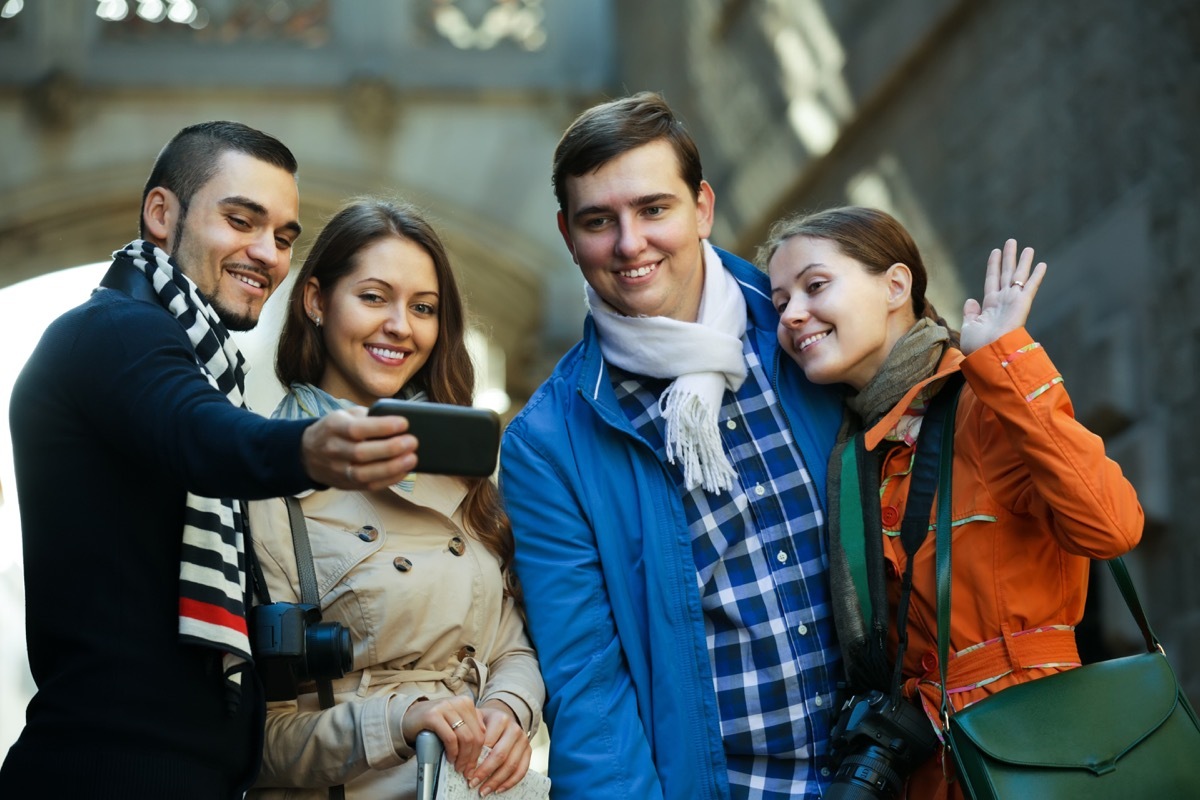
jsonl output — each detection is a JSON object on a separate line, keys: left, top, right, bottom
{"left": 172, "top": 212, "right": 262, "bottom": 333}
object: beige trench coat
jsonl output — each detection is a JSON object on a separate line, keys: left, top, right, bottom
{"left": 246, "top": 474, "right": 544, "bottom": 800}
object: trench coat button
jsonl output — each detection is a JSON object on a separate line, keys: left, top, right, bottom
{"left": 393, "top": 556, "right": 413, "bottom": 572}
{"left": 881, "top": 506, "right": 900, "bottom": 527}
{"left": 456, "top": 644, "right": 476, "bottom": 661}
{"left": 358, "top": 525, "right": 379, "bottom": 542}
{"left": 921, "top": 650, "right": 939, "bottom": 672}
{"left": 448, "top": 536, "right": 466, "bottom": 556}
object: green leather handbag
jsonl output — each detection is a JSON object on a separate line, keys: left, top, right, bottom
{"left": 931, "top": 392, "right": 1200, "bottom": 799}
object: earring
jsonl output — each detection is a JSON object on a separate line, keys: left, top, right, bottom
{"left": 310, "top": 315, "right": 321, "bottom": 327}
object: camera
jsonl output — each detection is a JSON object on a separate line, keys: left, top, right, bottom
{"left": 826, "top": 689, "right": 938, "bottom": 800}
{"left": 250, "top": 602, "right": 353, "bottom": 701}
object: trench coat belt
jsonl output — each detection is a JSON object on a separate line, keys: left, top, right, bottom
{"left": 905, "top": 626, "right": 1081, "bottom": 734}
{"left": 907, "top": 625, "right": 1080, "bottom": 702}
{"left": 322, "top": 657, "right": 489, "bottom": 699}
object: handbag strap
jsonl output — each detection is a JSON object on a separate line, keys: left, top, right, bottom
{"left": 933, "top": 393, "right": 1161, "bottom": 728}
{"left": 934, "top": 389, "right": 961, "bottom": 728}
{"left": 1103, "top": 556, "right": 1163, "bottom": 653}
{"left": 283, "top": 497, "right": 346, "bottom": 800}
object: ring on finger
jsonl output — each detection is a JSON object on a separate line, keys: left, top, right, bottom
{"left": 345, "top": 464, "right": 354, "bottom": 481}
{"left": 451, "top": 718, "right": 466, "bottom": 731}
{"left": 1011, "top": 280, "right": 1025, "bottom": 289}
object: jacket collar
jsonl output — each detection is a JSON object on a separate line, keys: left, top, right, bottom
{"left": 864, "top": 347, "right": 965, "bottom": 451}
{"left": 394, "top": 472, "right": 469, "bottom": 519}
{"left": 99, "top": 257, "right": 160, "bottom": 305}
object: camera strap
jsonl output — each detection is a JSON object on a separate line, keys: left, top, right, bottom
{"left": 887, "top": 374, "right": 964, "bottom": 703}
{"left": 283, "top": 496, "right": 347, "bottom": 800}
{"left": 284, "top": 497, "right": 321, "bottom": 608}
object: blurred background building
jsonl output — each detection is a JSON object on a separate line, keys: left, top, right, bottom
{"left": 1, "top": 0, "right": 1197, "bottom": 758}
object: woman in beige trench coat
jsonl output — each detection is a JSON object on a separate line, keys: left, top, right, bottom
{"left": 247, "top": 198, "right": 544, "bottom": 800}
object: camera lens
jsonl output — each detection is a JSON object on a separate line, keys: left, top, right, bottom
{"left": 826, "top": 746, "right": 905, "bottom": 800}
{"left": 305, "top": 622, "right": 353, "bottom": 679}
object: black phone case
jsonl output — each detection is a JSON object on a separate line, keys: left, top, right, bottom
{"left": 367, "top": 399, "right": 500, "bottom": 477}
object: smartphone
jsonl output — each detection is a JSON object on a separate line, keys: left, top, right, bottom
{"left": 367, "top": 399, "right": 500, "bottom": 477}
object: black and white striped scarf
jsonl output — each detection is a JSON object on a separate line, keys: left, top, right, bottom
{"left": 113, "top": 239, "right": 253, "bottom": 707}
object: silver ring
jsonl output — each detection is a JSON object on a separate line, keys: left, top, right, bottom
{"left": 1011, "top": 280, "right": 1025, "bottom": 289}
{"left": 451, "top": 719, "right": 466, "bottom": 731}
{"left": 345, "top": 464, "right": 354, "bottom": 481}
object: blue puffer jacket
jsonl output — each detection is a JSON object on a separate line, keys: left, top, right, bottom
{"left": 499, "top": 247, "right": 842, "bottom": 799}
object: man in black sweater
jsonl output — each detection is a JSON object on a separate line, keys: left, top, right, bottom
{"left": 1, "top": 121, "right": 419, "bottom": 798}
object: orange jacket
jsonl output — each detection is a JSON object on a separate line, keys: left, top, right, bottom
{"left": 864, "top": 328, "right": 1143, "bottom": 799}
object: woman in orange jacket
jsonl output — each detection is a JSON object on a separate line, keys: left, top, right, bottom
{"left": 762, "top": 207, "right": 1143, "bottom": 800}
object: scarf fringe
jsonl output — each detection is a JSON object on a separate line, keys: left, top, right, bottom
{"left": 661, "top": 385, "right": 736, "bottom": 493}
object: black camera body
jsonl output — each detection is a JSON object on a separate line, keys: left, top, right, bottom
{"left": 250, "top": 602, "right": 353, "bottom": 701}
{"left": 826, "top": 689, "right": 939, "bottom": 800}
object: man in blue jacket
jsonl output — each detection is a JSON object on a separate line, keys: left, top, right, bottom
{"left": 500, "top": 92, "right": 844, "bottom": 799}
{"left": 0, "top": 121, "right": 419, "bottom": 798}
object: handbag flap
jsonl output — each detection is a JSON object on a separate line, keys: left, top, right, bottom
{"left": 950, "top": 653, "right": 1179, "bottom": 773}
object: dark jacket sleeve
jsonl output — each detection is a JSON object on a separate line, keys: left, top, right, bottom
{"left": 42, "top": 291, "right": 315, "bottom": 499}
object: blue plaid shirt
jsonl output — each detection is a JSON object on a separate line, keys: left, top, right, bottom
{"left": 612, "top": 335, "right": 840, "bottom": 799}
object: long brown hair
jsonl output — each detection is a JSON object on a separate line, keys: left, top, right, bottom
{"left": 758, "top": 205, "right": 959, "bottom": 347}
{"left": 276, "top": 198, "right": 518, "bottom": 595}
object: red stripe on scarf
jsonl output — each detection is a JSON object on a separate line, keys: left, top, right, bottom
{"left": 179, "top": 597, "right": 249, "bottom": 636}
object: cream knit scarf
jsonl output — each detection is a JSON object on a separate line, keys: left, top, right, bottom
{"left": 586, "top": 241, "right": 747, "bottom": 493}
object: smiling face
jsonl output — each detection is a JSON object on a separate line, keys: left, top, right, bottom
{"left": 769, "top": 235, "right": 915, "bottom": 390}
{"left": 306, "top": 235, "right": 440, "bottom": 407}
{"left": 558, "top": 139, "right": 714, "bottom": 322}
{"left": 152, "top": 150, "right": 301, "bottom": 331}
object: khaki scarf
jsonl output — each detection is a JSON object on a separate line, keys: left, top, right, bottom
{"left": 827, "top": 318, "right": 949, "bottom": 690}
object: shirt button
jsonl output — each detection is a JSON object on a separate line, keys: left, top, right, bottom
{"left": 797, "top": 624, "right": 808, "bottom": 635}
{"left": 754, "top": 484, "right": 766, "bottom": 496}
{"left": 820, "top": 767, "right": 830, "bottom": 777}
{"left": 725, "top": 419, "right": 737, "bottom": 430}
{"left": 814, "top": 696, "right": 824, "bottom": 707}
{"left": 881, "top": 506, "right": 900, "bottom": 527}
{"left": 921, "top": 650, "right": 939, "bottom": 672}
{"left": 776, "top": 551, "right": 788, "bottom": 564}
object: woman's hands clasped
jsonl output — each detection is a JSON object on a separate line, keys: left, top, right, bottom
{"left": 402, "top": 696, "right": 532, "bottom": 797}
{"left": 960, "top": 238, "right": 1048, "bottom": 356}
{"left": 472, "top": 702, "right": 534, "bottom": 796}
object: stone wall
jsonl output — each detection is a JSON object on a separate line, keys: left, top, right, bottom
{"left": 615, "top": 0, "right": 1200, "bottom": 698}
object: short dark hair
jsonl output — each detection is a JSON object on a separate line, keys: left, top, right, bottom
{"left": 139, "top": 120, "right": 298, "bottom": 237}
{"left": 551, "top": 91, "right": 704, "bottom": 214}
